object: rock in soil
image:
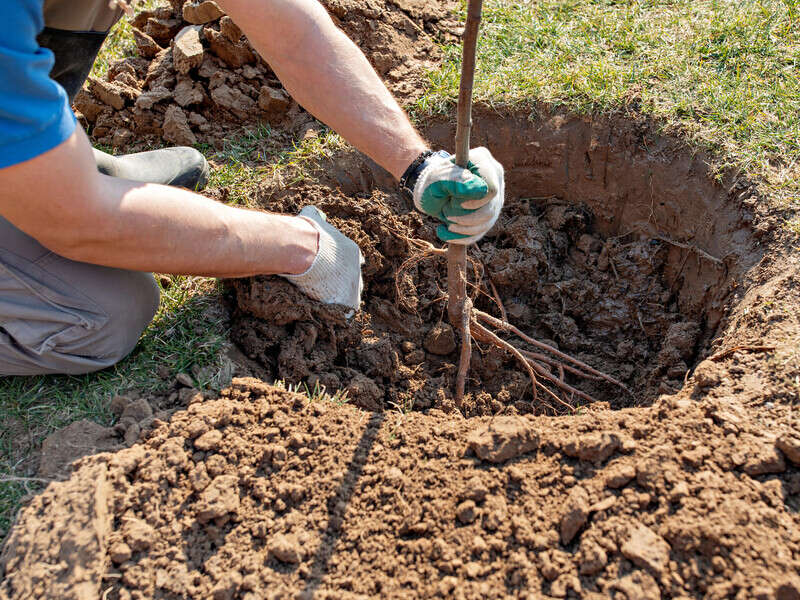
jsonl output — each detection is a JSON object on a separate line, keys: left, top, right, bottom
{"left": 559, "top": 486, "right": 590, "bottom": 545}
{"left": 620, "top": 522, "right": 671, "bottom": 577}
{"left": 183, "top": 0, "right": 224, "bottom": 24}
{"left": 423, "top": 322, "right": 457, "bottom": 355}
{"left": 777, "top": 432, "right": 800, "bottom": 464}
{"left": 79, "top": 0, "right": 459, "bottom": 150}
{"left": 4, "top": 378, "right": 799, "bottom": 599}
{"left": 162, "top": 104, "right": 197, "bottom": 146}
{"left": 172, "top": 25, "right": 204, "bottom": 74}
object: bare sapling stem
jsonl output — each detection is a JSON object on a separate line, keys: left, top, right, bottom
{"left": 449, "top": 0, "right": 483, "bottom": 406}
{"left": 418, "top": 0, "right": 626, "bottom": 412}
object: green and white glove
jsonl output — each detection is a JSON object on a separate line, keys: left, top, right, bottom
{"left": 412, "top": 147, "right": 504, "bottom": 245}
{"left": 282, "top": 206, "right": 364, "bottom": 315}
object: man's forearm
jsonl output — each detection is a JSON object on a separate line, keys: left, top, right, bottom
{"left": 0, "top": 130, "right": 317, "bottom": 277}
{"left": 74, "top": 178, "right": 318, "bottom": 277}
{"left": 217, "top": 0, "right": 428, "bottom": 179}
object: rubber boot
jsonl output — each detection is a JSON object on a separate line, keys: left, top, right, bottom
{"left": 93, "top": 147, "right": 210, "bottom": 190}
{"left": 37, "top": 28, "right": 209, "bottom": 191}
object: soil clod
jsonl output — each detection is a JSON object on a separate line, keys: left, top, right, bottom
{"left": 467, "top": 416, "right": 539, "bottom": 463}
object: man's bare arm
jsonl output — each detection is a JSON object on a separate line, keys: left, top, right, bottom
{"left": 216, "top": 0, "right": 429, "bottom": 179}
{"left": 0, "top": 128, "right": 318, "bottom": 277}
{"left": 1, "top": 0, "right": 428, "bottom": 278}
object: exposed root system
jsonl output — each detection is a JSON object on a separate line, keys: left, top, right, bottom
{"left": 396, "top": 244, "right": 631, "bottom": 413}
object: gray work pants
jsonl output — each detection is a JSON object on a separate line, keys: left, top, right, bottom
{"left": 0, "top": 217, "right": 160, "bottom": 375}
{"left": 0, "top": 0, "right": 158, "bottom": 375}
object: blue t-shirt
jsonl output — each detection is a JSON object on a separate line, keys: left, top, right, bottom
{"left": 0, "top": 0, "right": 76, "bottom": 169}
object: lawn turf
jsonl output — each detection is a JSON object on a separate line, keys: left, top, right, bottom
{"left": 417, "top": 0, "right": 800, "bottom": 207}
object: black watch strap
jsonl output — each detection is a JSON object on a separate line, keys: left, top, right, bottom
{"left": 399, "top": 149, "right": 451, "bottom": 201}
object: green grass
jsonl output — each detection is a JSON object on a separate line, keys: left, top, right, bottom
{"left": 89, "top": 0, "right": 164, "bottom": 78}
{"left": 416, "top": 0, "right": 800, "bottom": 205}
{"left": 274, "top": 379, "right": 351, "bottom": 405}
{"left": 202, "top": 122, "right": 345, "bottom": 207}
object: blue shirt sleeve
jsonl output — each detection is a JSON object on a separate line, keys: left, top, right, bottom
{"left": 0, "top": 0, "right": 76, "bottom": 169}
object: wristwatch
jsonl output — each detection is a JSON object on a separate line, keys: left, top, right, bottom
{"left": 399, "top": 149, "right": 452, "bottom": 201}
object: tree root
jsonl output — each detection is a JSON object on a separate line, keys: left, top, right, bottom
{"left": 474, "top": 310, "right": 633, "bottom": 397}
{"left": 392, "top": 233, "right": 632, "bottom": 413}
{"left": 462, "top": 306, "right": 632, "bottom": 413}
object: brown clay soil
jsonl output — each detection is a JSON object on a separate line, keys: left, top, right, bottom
{"left": 230, "top": 186, "right": 694, "bottom": 414}
{"left": 2, "top": 378, "right": 800, "bottom": 599}
{"left": 77, "top": 0, "right": 458, "bottom": 151}
{"left": 4, "top": 0, "right": 800, "bottom": 598}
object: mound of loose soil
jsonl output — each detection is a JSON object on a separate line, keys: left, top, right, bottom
{"left": 77, "top": 0, "right": 458, "bottom": 150}
{"left": 3, "top": 377, "right": 799, "bottom": 599}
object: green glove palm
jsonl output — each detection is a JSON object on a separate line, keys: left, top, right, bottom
{"left": 412, "top": 147, "right": 505, "bottom": 245}
{"left": 417, "top": 161, "right": 486, "bottom": 221}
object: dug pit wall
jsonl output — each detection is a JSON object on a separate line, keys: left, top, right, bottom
{"left": 344, "top": 108, "right": 760, "bottom": 360}
{"left": 424, "top": 109, "right": 760, "bottom": 333}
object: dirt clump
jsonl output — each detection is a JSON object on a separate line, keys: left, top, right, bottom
{"left": 76, "top": 0, "right": 458, "bottom": 150}
{"left": 36, "top": 375, "right": 211, "bottom": 479}
{"left": 2, "top": 378, "right": 799, "bottom": 599}
{"left": 37, "top": 420, "right": 122, "bottom": 480}
{"left": 229, "top": 172, "right": 696, "bottom": 415}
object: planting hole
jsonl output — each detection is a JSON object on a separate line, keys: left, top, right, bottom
{"left": 231, "top": 110, "right": 757, "bottom": 416}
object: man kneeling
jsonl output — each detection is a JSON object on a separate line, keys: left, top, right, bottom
{"left": 0, "top": 0, "right": 503, "bottom": 375}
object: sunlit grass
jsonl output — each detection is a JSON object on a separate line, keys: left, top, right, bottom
{"left": 89, "top": 0, "right": 164, "bottom": 79}
{"left": 415, "top": 0, "right": 800, "bottom": 206}
{"left": 203, "top": 123, "right": 345, "bottom": 207}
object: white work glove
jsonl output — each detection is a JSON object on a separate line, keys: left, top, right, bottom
{"left": 412, "top": 147, "right": 504, "bottom": 245}
{"left": 281, "top": 206, "right": 364, "bottom": 314}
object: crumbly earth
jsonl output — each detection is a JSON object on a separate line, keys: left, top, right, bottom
{"left": 230, "top": 181, "right": 695, "bottom": 415}
{"left": 2, "top": 377, "right": 799, "bottom": 599}
{"left": 77, "top": 0, "right": 458, "bottom": 150}
{"left": 7, "top": 1, "right": 799, "bottom": 597}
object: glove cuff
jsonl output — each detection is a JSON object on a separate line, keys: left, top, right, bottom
{"left": 401, "top": 149, "right": 451, "bottom": 203}
{"left": 283, "top": 218, "right": 338, "bottom": 297}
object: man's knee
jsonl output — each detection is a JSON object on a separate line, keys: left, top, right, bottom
{"left": 0, "top": 218, "right": 161, "bottom": 376}
{"left": 81, "top": 271, "right": 160, "bottom": 370}
{"left": 0, "top": 267, "right": 160, "bottom": 376}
